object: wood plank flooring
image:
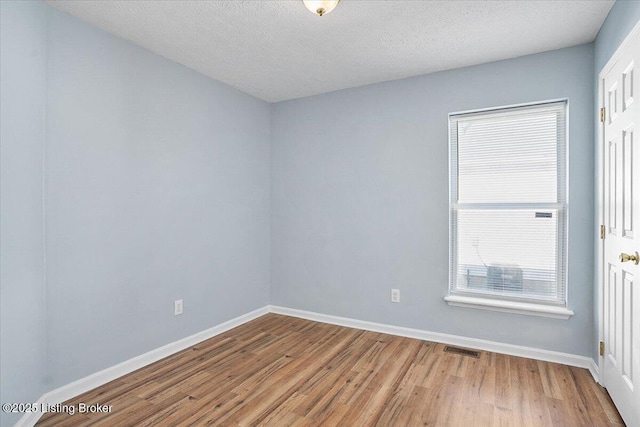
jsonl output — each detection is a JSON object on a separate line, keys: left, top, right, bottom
{"left": 37, "top": 314, "right": 623, "bottom": 426}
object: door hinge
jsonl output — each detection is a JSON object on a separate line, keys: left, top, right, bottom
{"left": 600, "top": 341, "right": 605, "bottom": 356}
{"left": 600, "top": 107, "right": 606, "bottom": 123}
{"left": 600, "top": 224, "right": 606, "bottom": 239}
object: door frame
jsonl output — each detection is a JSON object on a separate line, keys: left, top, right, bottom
{"left": 597, "top": 19, "right": 640, "bottom": 385}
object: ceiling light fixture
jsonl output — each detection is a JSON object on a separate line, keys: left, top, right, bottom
{"left": 303, "top": 0, "right": 340, "bottom": 17}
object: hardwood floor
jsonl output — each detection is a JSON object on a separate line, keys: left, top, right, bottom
{"left": 37, "top": 314, "right": 623, "bottom": 426}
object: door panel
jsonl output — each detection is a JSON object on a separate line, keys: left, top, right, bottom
{"left": 621, "top": 271, "right": 632, "bottom": 387}
{"left": 623, "top": 127, "right": 634, "bottom": 238}
{"left": 607, "top": 137, "right": 618, "bottom": 234}
{"left": 606, "top": 264, "right": 618, "bottom": 364}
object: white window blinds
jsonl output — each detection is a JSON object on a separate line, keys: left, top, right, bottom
{"left": 449, "top": 101, "right": 567, "bottom": 305}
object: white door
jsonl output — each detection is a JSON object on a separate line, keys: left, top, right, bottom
{"left": 601, "top": 23, "right": 640, "bottom": 427}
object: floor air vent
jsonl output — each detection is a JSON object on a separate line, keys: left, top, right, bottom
{"left": 443, "top": 346, "right": 480, "bottom": 358}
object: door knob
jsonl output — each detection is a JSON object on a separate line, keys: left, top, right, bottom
{"left": 620, "top": 251, "right": 639, "bottom": 265}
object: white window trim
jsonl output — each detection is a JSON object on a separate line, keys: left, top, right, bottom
{"left": 446, "top": 99, "right": 573, "bottom": 319}
{"left": 444, "top": 295, "right": 574, "bottom": 319}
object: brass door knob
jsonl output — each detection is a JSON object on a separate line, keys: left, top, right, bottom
{"left": 620, "top": 251, "right": 639, "bottom": 265}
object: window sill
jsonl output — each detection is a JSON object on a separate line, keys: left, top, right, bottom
{"left": 444, "top": 295, "right": 574, "bottom": 319}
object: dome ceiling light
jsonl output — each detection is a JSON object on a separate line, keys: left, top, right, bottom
{"left": 303, "top": 0, "right": 340, "bottom": 17}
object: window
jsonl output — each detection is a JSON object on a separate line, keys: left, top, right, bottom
{"left": 446, "top": 100, "right": 573, "bottom": 319}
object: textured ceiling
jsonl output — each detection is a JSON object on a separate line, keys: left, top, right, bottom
{"left": 46, "top": 0, "right": 614, "bottom": 103}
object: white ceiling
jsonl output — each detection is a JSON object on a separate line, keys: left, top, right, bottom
{"left": 46, "top": 0, "right": 614, "bottom": 103}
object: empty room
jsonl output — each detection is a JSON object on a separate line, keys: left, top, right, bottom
{"left": 1, "top": 0, "right": 639, "bottom": 425}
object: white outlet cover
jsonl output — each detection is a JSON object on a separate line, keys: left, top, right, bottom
{"left": 174, "top": 299, "right": 183, "bottom": 315}
{"left": 391, "top": 289, "right": 400, "bottom": 303}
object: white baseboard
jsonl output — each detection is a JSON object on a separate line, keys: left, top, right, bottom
{"left": 588, "top": 359, "right": 600, "bottom": 383}
{"left": 12, "top": 400, "right": 45, "bottom": 427}
{"left": 17, "top": 304, "right": 600, "bottom": 427}
{"left": 15, "top": 306, "right": 269, "bottom": 427}
{"left": 269, "top": 305, "right": 597, "bottom": 373}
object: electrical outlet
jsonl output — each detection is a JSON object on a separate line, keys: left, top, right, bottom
{"left": 174, "top": 299, "right": 183, "bottom": 315}
{"left": 391, "top": 289, "right": 400, "bottom": 303}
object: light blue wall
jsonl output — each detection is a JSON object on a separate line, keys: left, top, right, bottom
{"left": 271, "top": 44, "right": 595, "bottom": 357}
{"left": 44, "top": 8, "right": 271, "bottom": 388}
{"left": 0, "top": 1, "right": 48, "bottom": 425}
{"left": 595, "top": 0, "right": 640, "bottom": 72}
{"left": 592, "top": 1, "right": 640, "bottom": 361}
